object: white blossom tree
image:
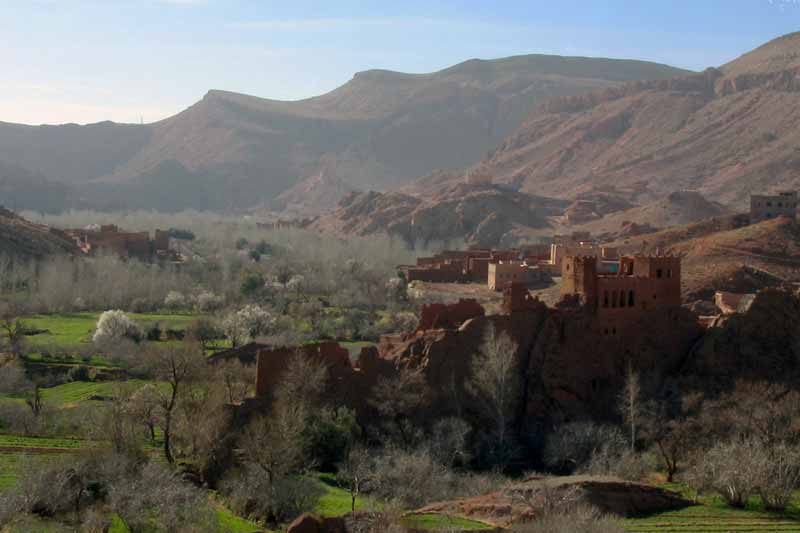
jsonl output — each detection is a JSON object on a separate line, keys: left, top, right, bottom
{"left": 223, "top": 305, "right": 275, "bottom": 347}
{"left": 93, "top": 310, "right": 142, "bottom": 347}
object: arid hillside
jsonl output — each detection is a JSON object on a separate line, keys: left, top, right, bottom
{"left": 613, "top": 215, "right": 800, "bottom": 299}
{"left": 312, "top": 182, "right": 567, "bottom": 248}
{"left": 0, "top": 207, "right": 78, "bottom": 260}
{"left": 476, "top": 32, "right": 800, "bottom": 209}
{"left": 0, "top": 55, "right": 687, "bottom": 212}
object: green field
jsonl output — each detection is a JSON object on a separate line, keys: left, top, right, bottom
{"left": 0, "top": 435, "right": 88, "bottom": 492}
{"left": 24, "top": 311, "right": 201, "bottom": 350}
{"left": 40, "top": 379, "right": 157, "bottom": 405}
{"left": 623, "top": 484, "right": 800, "bottom": 533}
{"left": 402, "top": 513, "right": 495, "bottom": 531}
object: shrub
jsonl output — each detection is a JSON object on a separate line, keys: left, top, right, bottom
{"left": 143, "top": 322, "right": 163, "bottom": 342}
{"left": 688, "top": 438, "right": 762, "bottom": 508}
{"left": 195, "top": 290, "right": 224, "bottom": 312}
{"left": 93, "top": 310, "right": 143, "bottom": 347}
{"left": 164, "top": 291, "right": 186, "bottom": 310}
{"left": 544, "top": 422, "right": 626, "bottom": 474}
{"left": 302, "top": 407, "right": 361, "bottom": 471}
{"left": 755, "top": 442, "right": 800, "bottom": 511}
{"left": 67, "top": 365, "right": 92, "bottom": 382}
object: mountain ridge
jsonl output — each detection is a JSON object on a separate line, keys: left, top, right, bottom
{"left": 0, "top": 52, "right": 690, "bottom": 212}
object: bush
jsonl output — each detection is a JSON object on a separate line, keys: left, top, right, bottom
{"left": 144, "top": 322, "right": 163, "bottom": 342}
{"left": 164, "top": 291, "right": 186, "bottom": 310}
{"left": 223, "top": 467, "right": 324, "bottom": 523}
{"left": 688, "top": 438, "right": 762, "bottom": 508}
{"left": 544, "top": 422, "right": 626, "bottom": 474}
{"left": 67, "top": 365, "right": 92, "bottom": 382}
{"left": 302, "top": 407, "right": 361, "bottom": 471}
{"left": 195, "top": 291, "right": 224, "bottom": 312}
{"left": 93, "top": 310, "right": 143, "bottom": 347}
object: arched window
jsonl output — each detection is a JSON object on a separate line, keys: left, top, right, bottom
{"left": 603, "top": 291, "right": 609, "bottom": 307}
{"left": 628, "top": 290, "right": 634, "bottom": 307}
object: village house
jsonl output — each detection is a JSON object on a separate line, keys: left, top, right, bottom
{"left": 561, "top": 253, "right": 682, "bottom": 337}
{"left": 488, "top": 260, "right": 548, "bottom": 291}
{"left": 750, "top": 191, "right": 798, "bottom": 223}
{"left": 65, "top": 224, "right": 180, "bottom": 262}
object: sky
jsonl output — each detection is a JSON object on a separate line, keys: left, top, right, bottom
{"left": 1, "top": 0, "right": 799, "bottom": 125}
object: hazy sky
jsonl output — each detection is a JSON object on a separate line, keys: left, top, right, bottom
{"left": 2, "top": 0, "right": 798, "bottom": 125}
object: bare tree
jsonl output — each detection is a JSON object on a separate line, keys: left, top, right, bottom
{"left": 337, "top": 446, "right": 375, "bottom": 512}
{"left": 0, "top": 363, "right": 45, "bottom": 419}
{"left": 641, "top": 392, "right": 703, "bottom": 483}
{"left": 143, "top": 342, "right": 207, "bottom": 464}
{"left": 369, "top": 367, "right": 429, "bottom": 448}
{"left": 216, "top": 359, "right": 256, "bottom": 404}
{"left": 617, "top": 361, "right": 641, "bottom": 451}
{"left": 468, "top": 324, "right": 521, "bottom": 464}
{"left": 129, "top": 383, "right": 161, "bottom": 444}
{"left": 0, "top": 303, "right": 27, "bottom": 356}
{"left": 238, "top": 408, "right": 307, "bottom": 518}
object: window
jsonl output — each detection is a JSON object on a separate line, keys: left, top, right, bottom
{"left": 628, "top": 290, "right": 634, "bottom": 306}
{"left": 779, "top": 202, "right": 783, "bottom": 207}
{"left": 667, "top": 268, "right": 672, "bottom": 278}
{"left": 603, "top": 328, "right": 609, "bottom": 335}
{"left": 603, "top": 291, "right": 609, "bottom": 307}
{"left": 612, "top": 327, "right": 617, "bottom": 335}
{"left": 656, "top": 269, "right": 663, "bottom": 279}
{"left": 767, "top": 201, "right": 773, "bottom": 207}
{"left": 612, "top": 291, "right": 618, "bottom": 308}
{"left": 618, "top": 290, "right": 625, "bottom": 308}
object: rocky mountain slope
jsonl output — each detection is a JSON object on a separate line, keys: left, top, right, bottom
{"left": 312, "top": 182, "right": 567, "bottom": 248}
{"left": 612, "top": 215, "right": 800, "bottom": 299}
{"left": 476, "top": 32, "right": 800, "bottom": 208}
{"left": 0, "top": 55, "right": 687, "bottom": 212}
{"left": 569, "top": 190, "right": 731, "bottom": 235}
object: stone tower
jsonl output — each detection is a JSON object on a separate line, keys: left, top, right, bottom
{"left": 561, "top": 256, "right": 598, "bottom": 310}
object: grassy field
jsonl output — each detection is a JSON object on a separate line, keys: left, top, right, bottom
{"left": 623, "top": 483, "right": 800, "bottom": 533}
{"left": 0, "top": 435, "right": 89, "bottom": 491}
{"left": 39, "top": 379, "right": 157, "bottom": 405}
{"left": 402, "top": 513, "right": 496, "bottom": 531}
{"left": 24, "top": 311, "right": 200, "bottom": 350}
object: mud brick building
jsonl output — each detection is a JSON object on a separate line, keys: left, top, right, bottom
{"left": 562, "top": 253, "right": 682, "bottom": 337}
{"left": 750, "top": 191, "right": 797, "bottom": 222}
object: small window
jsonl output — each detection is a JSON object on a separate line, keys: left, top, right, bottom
{"left": 779, "top": 202, "right": 783, "bottom": 207}
{"left": 656, "top": 269, "right": 663, "bottom": 279}
{"left": 612, "top": 327, "right": 617, "bottom": 335}
{"left": 767, "top": 201, "right": 773, "bottom": 207}
{"left": 628, "top": 290, "right": 634, "bottom": 306}
{"left": 618, "top": 290, "right": 625, "bottom": 308}
{"left": 603, "top": 291, "right": 609, "bottom": 308}
{"left": 603, "top": 328, "right": 609, "bottom": 335}
{"left": 612, "top": 291, "right": 618, "bottom": 308}
{"left": 667, "top": 269, "right": 672, "bottom": 278}
{"left": 566, "top": 264, "right": 570, "bottom": 271}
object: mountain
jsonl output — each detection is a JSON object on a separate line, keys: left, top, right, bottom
{"left": 0, "top": 161, "right": 72, "bottom": 214}
{"left": 311, "top": 182, "right": 567, "bottom": 248}
{"left": 0, "top": 55, "right": 689, "bottom": 212}
{"left": 569, "top": 190, "right": 731, "bottom": 235}
{"left": 476, "top": 32, "right": 800, "bottom": 209}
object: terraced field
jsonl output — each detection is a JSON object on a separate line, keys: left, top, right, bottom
{"left": 0, "top": 435, "right": 89, "bottom": 491}
{"left": 624, "top": 496, "right": 800, "bottom": 532}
